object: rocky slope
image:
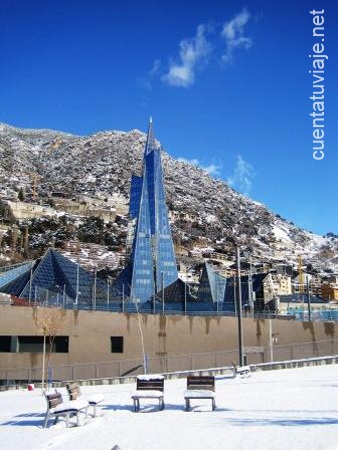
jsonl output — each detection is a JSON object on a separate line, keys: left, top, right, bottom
{"left": 0, "top": 122, "right": 337, "bottom": 274}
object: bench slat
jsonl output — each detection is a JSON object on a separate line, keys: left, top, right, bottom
{"left": 43, "top": 390, "right": 88, "bottom": 428}
{"left": 185, "top": 376, "right": 216, "bottom": 411}
{"left": 65, "top": 382, "right": 105, "bottom": 417}
{"left": 132, "top": 376, "right": 165, "bottom": 412}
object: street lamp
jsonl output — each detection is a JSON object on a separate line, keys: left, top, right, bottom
{"left": 268, "top": 317, "right": 279, "bottom": 362}
{"left": 307, "top": 277, "right": 312, "bottom": 321}
{"left": 161, "top": 271, "right": 165, "bottom": 315}
{"left": 236, "top": 245, "right": 244, "bottom": 367}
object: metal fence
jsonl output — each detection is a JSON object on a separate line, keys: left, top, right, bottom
{"left": 1, "top": 338, "right": 337, "bottom": 386}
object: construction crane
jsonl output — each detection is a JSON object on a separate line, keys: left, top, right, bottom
{"left": 25, "top": 172, "right": 42, "bottom": 200}
{"left": 298, "top": 255, "right": 304, "bottom": 295}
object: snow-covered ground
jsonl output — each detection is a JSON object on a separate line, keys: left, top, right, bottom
{"left": 0, "top": 365, "right": 338, "bottom": 450}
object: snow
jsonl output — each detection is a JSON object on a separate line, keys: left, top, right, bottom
{"left": 136, "top": 374, "right": 164, "bottom": 380}
{"left": 273, "top": 224, "right": 292, "bottom": 243}
{"left": 131, "top": 390, "right": 163, "bottom": 398}
{"left": 0, "top": 364, "right": 338, "bottom": 450}
{"left": 183, "top": 389, "right": 215, "bottom": 398}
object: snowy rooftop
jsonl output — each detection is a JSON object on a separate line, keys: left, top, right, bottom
{"left": 0, "top": 365, "right": 337, "bottom": 450}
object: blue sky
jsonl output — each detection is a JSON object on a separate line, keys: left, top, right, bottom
{"left": 0, "top": 0, "right": 337, "bottom": 235}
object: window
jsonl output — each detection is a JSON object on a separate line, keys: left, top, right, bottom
{"left": 111, "top": 336, "right": 123, "bottom": 353}
{"left": 0, "top": 336, "right": 12, "bottom": 352}
{"left": 18, "top": 336, "right": 43, "bottom": 353}
{"left": 0, "top": 336, "right": 69, "bottom": 353}
{"left": 18, "top": 336, "right": 69, "bottom": 353}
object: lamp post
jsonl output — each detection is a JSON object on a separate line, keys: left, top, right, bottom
{"left": 162, "top": 271, "right": 165, "bottom": 315}
{"left": 236, "top": 245, "right": 244, "bottom": 367}
{"left": 28, "top": 262, "right": 33, "bottom": 307}
{"left": 62, "top": 284, "right": 66, "bottom": 309}
{"left": 106, "top": 276, "right": 110, "bottom": 309}
{"left": 268, "top": 318, "right": 279, "bottom": 362}
{"left": 306, "top": 276, "right": 312, "bottom": 321}
{"left": 248, "top": 253, "right": 254, "bottom": 313}
{"left": 42, "top": 333, "right": 46, "bottom": 391}
{"left": 75, "top": 263, "right": 80, "bottom": 308}
{"left": 92, "top": 265, "right": 97, "bottom": 311}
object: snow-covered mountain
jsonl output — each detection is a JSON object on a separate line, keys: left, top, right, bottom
{"left": 0, "top": 122, "right": 337, "bottom": 273}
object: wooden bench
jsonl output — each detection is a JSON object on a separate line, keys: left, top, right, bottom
{"left": 66, "top": 382, "right": 105, "bottom": 417}
{"left": 131, "top": 375, "right": 165, "bottom": 412}
{"left": 43, "top": 390, "right": 89, "bottom": 428}
{"left": 184, "top": 375, "right": 216, "bottom": 411}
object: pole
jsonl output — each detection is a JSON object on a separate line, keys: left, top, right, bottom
{"left": 62, "top": 284, "right": 66, "bottom": 309}
{"left": 106, "top": 277, "right": 110, "bottom": 309}
{"left": 233, "top": 276, "right": 237, "bottom": 316}
{"left": 236, "top": 246, "right": 244, "bottom": 366}
{"left": 92, "top": 266, "right": 97, "bottom": 311}
{"left": 248, "top": 254, "right": 253, "bottom": 312}
{"left": 268, "top": 317, "right": 273, "bottom": 362}
{"left": 28, "top": 263, "right": 33, "bottom": 307}
{"left": 42, "top": 333, "right": 46, "bottom": 392}
{"left": 162, "top": 271, "right": 165, "bottom": 315}
{"left": 75, "top": 263, "right": 80, "bottom": 308}
{"left": 307, "top": 277, "right": 311, "bottom": 321}
{"left": 184, "top": 282, "right": 187, "bottom": 316}
{"left": 153, "top": 287, "right": 156, "bottom": 314}
{"left": 122, "top": 284, "right": 125, "bottom": 313}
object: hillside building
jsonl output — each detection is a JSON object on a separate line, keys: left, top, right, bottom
{"left": 321, "top": 275, "right": 338, "bottom": 301}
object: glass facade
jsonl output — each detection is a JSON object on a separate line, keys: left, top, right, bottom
{"left": 198, "top": 262, "right": 227, "bottom": 303}
{"left": 0, "top": 248, "right": 112, "bottom": 308}
{"left": 116, "top": 120, "right": 178, "bottom": 303}
{"left": 0, "top": 262, "right": 33, "bottom": 288}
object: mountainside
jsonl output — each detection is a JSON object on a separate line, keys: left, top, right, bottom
{"left": 0, "top": 122, "right": 337, "bottom": 274}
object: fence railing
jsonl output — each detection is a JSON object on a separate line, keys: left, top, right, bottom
{"left": 1, "top": 338, "right": 337, "bottom": 386}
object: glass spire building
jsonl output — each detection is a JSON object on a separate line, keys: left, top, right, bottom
{"left": 116, "top": 119, "right": 178, "bottom": 303}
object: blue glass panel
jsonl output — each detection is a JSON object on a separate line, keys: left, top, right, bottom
{"left": 198, "top": 263, "right": 226, "bottom": 303}
{"left": 0, "top": 262, "right": 32, "bottom": 288}
{"left": 129, "top": 175, "right": 143, "bottom": 219}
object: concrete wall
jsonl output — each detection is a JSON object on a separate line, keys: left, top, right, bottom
{"left": 3, "top": 201, "right": 55, "bottom": 220}
{"left": 0, "top": 306, "right": 337, "bottom": 372}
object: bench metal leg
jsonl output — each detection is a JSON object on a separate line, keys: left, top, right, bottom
{"left": 65, "top": 413, "right": 70, "bottom": 428}
{"left": 43, "top": 413, "right": 50, "bottom": 428}
{"left": 185, "top": 398, "right": 190, "bottom": 411}
{"left": 133, "top": 399, "right": 140, "bottom": 412}
{"left": 212, "top": 398, "right": 216, "bottom": 410}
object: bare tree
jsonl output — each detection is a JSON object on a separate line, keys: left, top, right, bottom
{"left": 33, "top": 307, "right": 63, "bottom": 390}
